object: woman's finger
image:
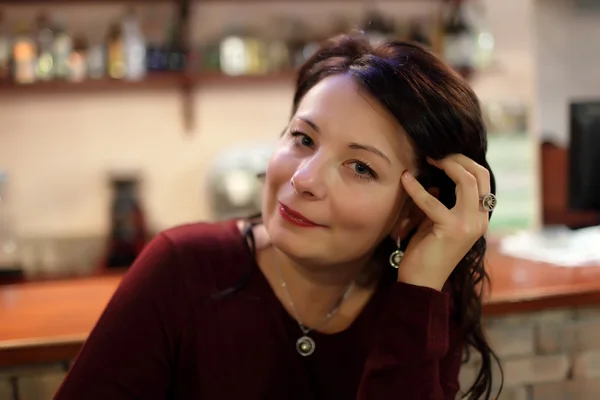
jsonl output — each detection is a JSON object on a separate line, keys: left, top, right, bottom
{"left": 442, "top": 154, "right": 491, "bottom": 197}
{"left": 401, "top": 171, "right": 455, "bottom": 225}
{"left": 427, "top": 157, "right": 479, "bottom": 214}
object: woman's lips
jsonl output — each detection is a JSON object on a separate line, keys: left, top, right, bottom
{"left": 278, "top": 203, "right": 324, "bottom": 228}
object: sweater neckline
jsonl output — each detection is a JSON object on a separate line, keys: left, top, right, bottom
{"left": 223, "top": 218, "right": 385, "bottom": 341}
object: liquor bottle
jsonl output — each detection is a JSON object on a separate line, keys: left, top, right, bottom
{"left": 362, "top": 9, "right": 393, "bottom": 45}
{"left": 0, "top": 10, "right": 10, "bottom": 82}
{"left": 52, "top": 17, "right": 72, "bottom": 80}
{"left": 104, "top": 171, "right": 148, "bottom": 269}
{"left": 87, "top": 27, "right": 106, "bottom": 79}
{"left": 122, "top": 10, "right": 147, "bottom": 81}
{"left": 0, "top": 171, "right": 23, "bottom": 283}
{"left": 34, "top": 12, "right": 55, "bottom": 81}
{"left": 68, "top": 34, "right": 87, "bottom": 82}
{"left": 442, "top": 0, "right": 475, "bottom": 79}
{"left": 12, "top": 21, "right": 37, "bottom": 85}
{"left": 107, "top": 22, "right": 125, "bottom": 79}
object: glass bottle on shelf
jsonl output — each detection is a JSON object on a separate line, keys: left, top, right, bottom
{"left": 265, "top": 18, "right": 290, "bottom": 73}
{"left": 122, "top": 9, "right": 147, "bottom": 81}
{"left": 34, "top": 12, "right": 55, "bottom": 81}
{"left": 0, "top": 171, "right": 23, "bottom": 282}
{"left": 407, "top": 19, "right": 432, "bottom": 48}
{"left": 442, "top": 0, "right": 476, "bottom": 79}
{"left": 12, "top": 21, "right": 37, "bottom": 85}
{"left": 87, "top": 27, "right": 106, "bottom": 79}
{"left": 284, "top": 18, "right": 309, "bottom": 69}
{"left": 103, "top": 170, "right": 148, "bottom": 269}
{"left": 200, "top": 36, "right": 221, "bottom": 72}
{"left": 68, "top": 34, "right": 87, "bottom": 82}
{"left": 219, "top": 25, "right": 249, "bottom": 76}
{"left": 0, "top": 10, "right": 12, "bottom": 82}
{"left": 163, "top": 10, "right": 186, "bottom": 72}
{"left": 144, "top": 7, "right": 168, "bottom": 72}
{"left": 107, "top": 21, "right": 125, "bottom": 79}
{"left": 361, "top": 8, "right": 393, "bottom": 44}
{"left": 52, "top": 16, "right": 72, "bottom": 80}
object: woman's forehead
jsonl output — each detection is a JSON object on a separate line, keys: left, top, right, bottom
{"left": 295, "top": 74, "right": 416, "bottom": 170}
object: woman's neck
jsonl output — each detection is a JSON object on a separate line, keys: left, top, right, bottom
{"left": 256, "top": 240, "right": 380, "bottom": 333}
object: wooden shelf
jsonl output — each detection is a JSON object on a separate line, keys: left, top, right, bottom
{"left": 0, "top": 0, "right": 173, "bottom": 4}
{"left": 0, "top": 71, "right": 298, "bottom": 94}
{"left": 192, "top": 70, "right": 297, "bottom": 85}
{"left": 0, "top": 72, "right": 184, "bottom": 95}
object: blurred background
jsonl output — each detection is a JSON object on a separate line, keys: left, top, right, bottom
{"left": 0, "top": 0, "right": 599, "bottom": 399}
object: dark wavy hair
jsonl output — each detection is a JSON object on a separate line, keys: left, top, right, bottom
{"left": 222, "top": 33, "right": 503, "bottom": 399}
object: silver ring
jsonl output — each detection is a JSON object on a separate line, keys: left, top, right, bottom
{"left": 480, "top": 193, "right": 497, "bottom": 212}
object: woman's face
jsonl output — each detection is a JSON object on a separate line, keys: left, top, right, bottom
{"left": 262, "top": 74, "right": 416, "bottom": 265}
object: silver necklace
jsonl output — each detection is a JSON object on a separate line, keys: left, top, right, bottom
{"left": 273, "top": 253, "right": 355, "bottom": 357}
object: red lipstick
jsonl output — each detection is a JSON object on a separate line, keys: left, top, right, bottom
{"left": 278, "top": 203, "right": 323, "bottom": 228}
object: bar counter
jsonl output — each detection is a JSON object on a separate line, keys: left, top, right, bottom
{"left": 2, "top": 248, "right": 600, "bottom": 368}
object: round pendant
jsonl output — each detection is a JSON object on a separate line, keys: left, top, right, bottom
{"left": 296, "top": 335, "right": 316, "bottom": 356}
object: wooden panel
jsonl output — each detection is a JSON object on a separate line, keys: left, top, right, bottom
{"left": 540, "top": 142, "right": 600, "bottom": 228}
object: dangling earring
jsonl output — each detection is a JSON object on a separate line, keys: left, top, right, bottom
{"left": 389, "top": 236, "right": 404, "bottom": 269}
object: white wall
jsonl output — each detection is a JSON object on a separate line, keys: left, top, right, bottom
{"left": 0, "top": 0, "right": 535, "bottom": 237}
{"left": 534, "top": 0, "right": 600, "bottom": 146}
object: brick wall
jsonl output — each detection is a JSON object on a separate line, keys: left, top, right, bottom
{"left": 4, "top": 308, "right": 600, "bottom": 400}
{"left": 460, "top": 308, "right": 600, "bottom": 399}
{"left": 0, "top": 363, "right": 67, "bottom": 400}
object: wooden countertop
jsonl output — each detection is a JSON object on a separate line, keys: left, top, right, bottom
{"left": 2, "top": 248, "right": 600, "bottom": 367}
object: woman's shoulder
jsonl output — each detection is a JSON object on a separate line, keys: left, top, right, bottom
{"left": 154, "top": 219, "right": 253, "bottom": 293}
{"left": 159, "top": 219, "right": 244, "bottom": 252}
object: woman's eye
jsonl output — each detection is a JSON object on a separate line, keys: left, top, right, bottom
{"left": 291, "top": 131, "right": 314, "bottom": 147}
{"left": 354, "top": 163, "right": 370, "bottom": 175}
{"left": 348, "top": 161, "right": 377, "bottom": 182}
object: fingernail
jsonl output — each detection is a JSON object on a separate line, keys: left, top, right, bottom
{"left": 402, "top": 171, "right": 413, "bottom": 181}
{"left": 426, "top": 157, "right": 437, "bottom": 164}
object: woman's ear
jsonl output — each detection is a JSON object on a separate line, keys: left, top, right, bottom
{"left": 389, "top": 187, "right": 440, "bottom": 241}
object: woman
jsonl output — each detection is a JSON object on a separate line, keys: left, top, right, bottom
{"left": 56, "top": 34, "right": 501, "bottom": 400}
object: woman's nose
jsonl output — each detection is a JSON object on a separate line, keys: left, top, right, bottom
{"left": 290, "top": 158, "right": 327, "bottom": 200}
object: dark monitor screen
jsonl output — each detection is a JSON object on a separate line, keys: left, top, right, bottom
{"left": 568, "top": 101, "right": 600, "bottom": 211}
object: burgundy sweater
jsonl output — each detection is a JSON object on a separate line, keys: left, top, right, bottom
{"left": 55, "top": 220, "right": 464, "bottom": 400}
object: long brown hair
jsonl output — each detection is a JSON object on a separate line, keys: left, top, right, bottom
{"left": 216, "top": 33, "right": 502, "bottom": 399}
{"left": 290, "top": 33, "right": 502, "bottom": 399}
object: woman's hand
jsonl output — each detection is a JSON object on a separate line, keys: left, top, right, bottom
{"left": 397, "top": 154, "right": 492, "bottom": 291}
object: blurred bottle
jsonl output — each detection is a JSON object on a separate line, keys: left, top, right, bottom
{"left": 362, "top": 9, "right": 394, "bottom": 44}
{"left": 470, "top": 0, "right": 495, "bottom": 71}
{"left": 12, "top": 21, "right": 37, "bottom": 85}
{"left": 219, "top": 26, "right": 248, "bottom": 76}
{"left": 107, "top": 21, "right": 125, "bottom": 79}
{"left": 285, "top": 18, "right": 309, "bottom": 69}
{"left": 0, "top": 10, "right": 10, "bottom": 82}
{"left": 407, "top": 19, "right": 431, "bottom": 48}
{"left": 164, "top": 9, "right": 187, "bottom": 72}
{"left": 122, "top": 9, "right": 147, "bottom": 81}
{"left": 200, "top": 36, "right": 221, "bottom": 72}
{"left": 52, "top": 17, "right": 72, "bottom": 80}
{"left": 34, "top": 12, "right": 55, "bottom": 81}
{"left": 145, "top": 7, "right": 169, "bottom": 72}
{"left": 87, "top": 27, "right": 106, "bottom": 79}
{"left": 442, "top": 0, "right": 476, "bottom": 79}
{"left": 104, "top": 170, "right": 148, "bottom": 269}
{"left": 0, "top": 171, "right": 23, "bottom": 283}
{"left": 68, "top": 34, "right": 87, "bottom": 82}
{"left": 245, "top": 29, "right": 268, "bottom": 75}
